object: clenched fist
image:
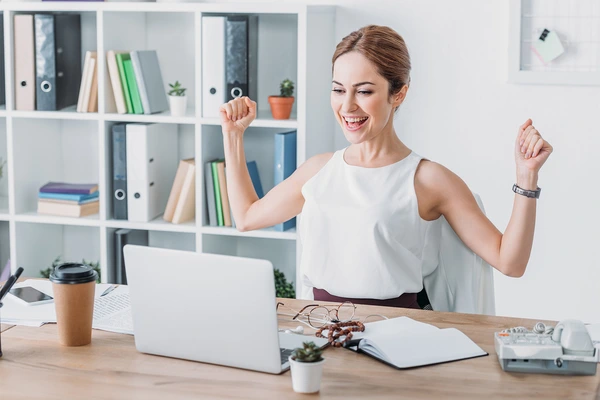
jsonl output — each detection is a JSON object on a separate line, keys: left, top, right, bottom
{"left": 219, "top": 96, "right": 257, "bottom": 137}
{"left": 515, "top": 119, "right": 553, "bottom": 174}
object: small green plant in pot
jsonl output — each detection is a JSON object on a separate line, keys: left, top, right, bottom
{"left": 268, "top": 78, "right": 295, "bottom": 120}
{"left": 289, "top": 341, "right": 325, "bottom": 393}
{"left": 168, "top": 81, "right": 187, "bottom": 117}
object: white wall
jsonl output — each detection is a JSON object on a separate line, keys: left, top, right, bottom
{"left": 229, "top": 0, "right": 600, "bottom": 323}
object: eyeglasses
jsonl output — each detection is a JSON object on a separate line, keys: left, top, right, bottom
{"left": 277, "top": 301, "right": 357, "bottom": 329}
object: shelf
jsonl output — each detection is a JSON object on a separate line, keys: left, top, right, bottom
{"left": 201, "top": 111, "right": 298, "bottom": 129}
{"left": 201, "top": 226, "right": 297, "bottom": 240}
{"left": 11, "top": 107, "right": 99, "bottom": 121}
{"left": 14, "top": 212, "right": 101, "bottom": 227}
{"left": 105, "top": 216, "right": 196, "bottom": 233}
{"left": 104, "top": 109, "right": 196, "bottom": 125}
{"left": 0, "top": 214, "right": 9, "bottom": 222}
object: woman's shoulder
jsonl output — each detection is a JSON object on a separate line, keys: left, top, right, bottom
{"left": 295, "top": 152, "right": 336, "bottom": 188}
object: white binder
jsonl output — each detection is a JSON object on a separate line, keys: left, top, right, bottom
{"left": 202, "top": 16, "right": 226, "bottom": 118}
{"left": 126, "top": 123, "right": 179, "bottom": 222}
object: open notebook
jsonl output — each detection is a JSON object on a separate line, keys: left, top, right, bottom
{"left": 344, "top": 317, "right": 487, "bottom": 369}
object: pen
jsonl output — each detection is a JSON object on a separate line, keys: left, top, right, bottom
{"left": 101, "top": 284, "right": 117, "bottom": 297}
{"left": 0, "top": 267, "right": 24, "bottom": 302}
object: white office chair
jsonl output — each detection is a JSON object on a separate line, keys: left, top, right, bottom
{"left": 421, "top": 193, "right": 496, "bottom": 315}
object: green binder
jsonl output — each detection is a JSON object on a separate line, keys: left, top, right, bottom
{"left": 211, "top": 161, "right": 224, "bottom": 226}
{"left": 115, "top": 53, "right": 133, "bottom": 114}
{"left": 123, "top": 59, "right": 144, "bottom": 114}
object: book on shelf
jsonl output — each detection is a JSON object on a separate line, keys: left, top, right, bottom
{"left": 39, "top": 182, "right": 98, "bottom": 195}
{"left": 273, "top": 130, "right": 297, "bottom": 231}
{"left": 37, "top": 199, "right": 99, "bottom": 218}
{"left": 247, "top": 160, "right": 264, "bottom": 198}
{"left": 204, "top": 160, "right": 218, "bottom": 227}
{"left": 164, "top": 158, "right": 195, "bottom": 224}
{"left": 211, "top": 160, "right": 224, "bottom": 226}
{"left": 106, "top": 51, "right": 128, "bottom": 114}
{"left": 115, "top": 53, "right": 134, "bottom": 113}
{"left": 345, "top": 317, "right": 487, "bottom": 369}
{"left": 123, "top": 59, "right": 144, "bottom": 114}
{"left": 130, "top": 50, "right": 169, "bottom": 115}
{"left": 216, "top": 161, "right": 232, "bottom": 227}
{"left": 38, "top": 191, "right": 99, "bottom": 203}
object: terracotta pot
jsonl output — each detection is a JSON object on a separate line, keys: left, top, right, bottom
{"left": 268, "top": 96, "right": 294, "bottom": 120}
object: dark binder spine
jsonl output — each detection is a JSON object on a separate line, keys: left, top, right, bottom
{"left": 112, "top": 123, "right": 128, "bottom": 220}
{"left": 225, "top": 16, "right": 249, "bottom": 101}
{"left": 34, "top": 14, "right": 56, "bottom": 111}
{"left": 0, "top": 16, "right": 5, "bottom": 106}
{"left": 54, "top": 14, "right": 81, "bottom": 110}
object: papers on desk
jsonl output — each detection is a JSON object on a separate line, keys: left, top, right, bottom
{"left": 0, "top": 279, "right": 134, "bottom": 335}
{"left": 344, "top": 317, "right": 487, "bottom": 369}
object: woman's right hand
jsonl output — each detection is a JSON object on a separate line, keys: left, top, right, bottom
{"left": 219, "top": 96, "right": 257, "bottom": 137}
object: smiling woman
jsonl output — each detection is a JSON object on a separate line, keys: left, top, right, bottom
{"left": 218, "top": 25, "right": 553, "bottom": 311}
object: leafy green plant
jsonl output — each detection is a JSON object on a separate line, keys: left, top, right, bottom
{"left": 0, "top": 157, "right": 6, "bottom": 179}
{"left": 291, "top": 341, "right": 324, "bottom": 363}
{"left": 40, "top": 256, "right": 101, "bottom": 283}
{"left": 168, "top": 81, "right": 187, "bottom": 97}
{"left": 274, "top": 268, "right": 295, "bottom": 298}
{"left": 279, "top": 79, "right": 294, "bottom": 97}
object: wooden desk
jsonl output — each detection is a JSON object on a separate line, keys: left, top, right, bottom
{"left": 1, "top": 299, "right": 598, "bottom": 399}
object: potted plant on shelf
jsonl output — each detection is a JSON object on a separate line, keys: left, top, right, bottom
{"left": 168, "top": 81, "right": 187, "bottom": 117}
{"left": 289, "top": 341, "right": 325, "bottom": 394}
{"left": 268, "top": 78, "right": 295, "bottom": 120}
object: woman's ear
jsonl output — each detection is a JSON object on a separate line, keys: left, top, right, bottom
{"left": 393, "top": 85, "right": 409, "bottom": 107}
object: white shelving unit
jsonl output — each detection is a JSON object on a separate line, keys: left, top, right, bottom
{"left": 0, "top": 2, "right": 336, "bottom": 295}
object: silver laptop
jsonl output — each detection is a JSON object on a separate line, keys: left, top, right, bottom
{"left": 123, "top": 245, "right": 328, "bottom": 374}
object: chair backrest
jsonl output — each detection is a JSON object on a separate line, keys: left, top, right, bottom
{"left": 422, "top": 194, "right": 496, "bottom": 315}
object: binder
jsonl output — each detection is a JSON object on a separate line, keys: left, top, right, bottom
{"left": 14, "top": 15, "right": 36, "bottom": 111}
{"left": 34, "top": 14, "right": 81, "bottom": 111}
{"left": 130, "top": 50, "right": 169, "bottom": 115}
{"left": 225, "top": 15, "right": 258, "bottom": 102}
{"left": 126, "top": 123, "right": 178, "bottom": 222}
{"left": 273, "top": 130, "right": 297, "bottom": 231}
{"left": 113, "top": 229, "right": 148, "bottom": 284}
{"left": 202, "top": 16, "right": 225, "bottom": 118}
{"left": 111, "top": 123, "right": 128, "bottom": 220}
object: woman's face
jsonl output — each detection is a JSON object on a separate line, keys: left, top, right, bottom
{"left": 331, "top": 51, "right": 405, "bottom": 144}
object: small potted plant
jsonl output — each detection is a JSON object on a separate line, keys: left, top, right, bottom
{"left": 168, "top": 81, "right": 187, "bottom": 117}
{"left": 289, "top": 341, "right": 325, "bottom": 394}
{"left": 268, "top": 78, "right": 295, "bottom": 120}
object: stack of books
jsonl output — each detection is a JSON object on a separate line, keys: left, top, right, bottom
{"left": 37, "top": 182, "right": 100, "bottom": 218}
{"left": 106, "top": 50, "right": 169, "bottom": 115}
{"left": 163, "top": 158, "right": 196, "bottom": 224}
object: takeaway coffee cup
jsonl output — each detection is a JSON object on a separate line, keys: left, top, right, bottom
{"left": 49, "top": 263, "right": 97, "bottom": 346}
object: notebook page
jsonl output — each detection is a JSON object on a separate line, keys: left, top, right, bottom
{"left": 92, "top": 285, "right": 134, "bottom": 335}
{"left": 352, "top": 316, "right": 439, "bottom": 341}
{"left": 359, "top": 328, "right": 486, "bottom": 368}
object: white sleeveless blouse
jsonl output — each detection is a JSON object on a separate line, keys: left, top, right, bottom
{"left": 299, "top": 148, "right": 441, "bottom": 299}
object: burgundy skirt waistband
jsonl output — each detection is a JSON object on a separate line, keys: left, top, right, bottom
{"left": 312, "top": 288, "right": 420, "bottom": 310}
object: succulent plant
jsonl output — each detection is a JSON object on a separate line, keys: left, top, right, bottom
{"left": 279, "top": 79, "right": 294, "bottom": 97}
{"left": 168, "top": 81, "right": 187, "bottom": 97}
{"left": 291, "top": 341, "right": 324, "bottom": 363}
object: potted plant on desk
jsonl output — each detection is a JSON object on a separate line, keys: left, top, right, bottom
{"left": 289, "top": 341, "right": 325, "bottom": 394}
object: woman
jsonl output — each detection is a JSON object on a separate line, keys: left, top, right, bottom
{"left": 219, "top": 25, "right": 553, "bottom": 309}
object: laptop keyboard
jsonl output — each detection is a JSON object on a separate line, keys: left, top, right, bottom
{"left": 280, "top": 348, "right": 294, "bottom": 365}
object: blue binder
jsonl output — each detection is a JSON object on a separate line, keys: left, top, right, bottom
{"left": 273, "top": 131, "right": 297, "bottom": 231}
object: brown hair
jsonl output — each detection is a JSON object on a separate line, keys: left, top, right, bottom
{"left": 332, "top": 25, "right": 411, "bottom": 101}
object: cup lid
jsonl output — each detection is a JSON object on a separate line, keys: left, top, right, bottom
{"left": 49, "top": 263, "right": 98, "bottom": 284}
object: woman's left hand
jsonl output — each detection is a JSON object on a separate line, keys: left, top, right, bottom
{"left": 515, "top": 119, "right": 553, "bottom": 174}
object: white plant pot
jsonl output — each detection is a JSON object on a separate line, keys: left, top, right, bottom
{"left": 169, "top": 95, "right": 187, "bottom": 117}
{"left": 289, "top": 356, "right": 325, "bottom": 394}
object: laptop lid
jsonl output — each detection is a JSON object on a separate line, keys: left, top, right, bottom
{"left": 123, "top": 245, "right": 284, "bottom": 374}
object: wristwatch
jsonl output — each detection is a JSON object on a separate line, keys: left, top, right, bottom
{"left": 512, "top": 184, "right": 541, "bottom": 199}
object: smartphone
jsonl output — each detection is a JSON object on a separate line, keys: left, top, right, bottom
{"left": 8, "top": 286, "right": 54, "bottom": 306}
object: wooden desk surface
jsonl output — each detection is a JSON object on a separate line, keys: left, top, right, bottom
{"left": 1, "top": 298, "right": 598, "bottom": 399}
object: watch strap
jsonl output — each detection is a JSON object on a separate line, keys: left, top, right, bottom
{"left": 512, "top": 184, "right": 541, "bottom": 199}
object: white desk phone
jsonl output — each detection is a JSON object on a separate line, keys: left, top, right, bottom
{"left": 495, "top": 319, "right": 598, "bottom": 375}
